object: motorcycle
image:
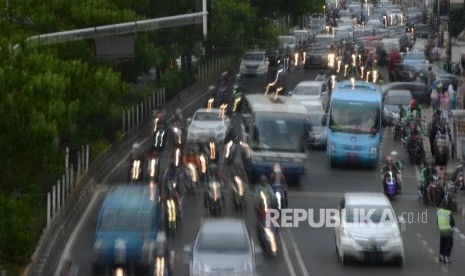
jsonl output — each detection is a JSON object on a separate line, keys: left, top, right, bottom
{"left": 391, "top": 113, "right": 404, "bottom": 140}
{"left": 173, "top": 146, "right": 183, "bottom": 169}
{"left": 185, "top": 163, "right": 198, "bottom": 196}
{"left": 129, "top": 159, "right": 143, "bottom": 183}
{"left": 148, "top": 156, "right": 160, "bottom": 182}
{"left": 165, "top": 181, "right": 180, "bottom": 237}
{"left": 232, "top": 175, "right": 247, "bottom": 211}
{"left": 443, "top": 180, "right": 459, "bottom": 212}
{"left": 257, "top": 191, "right": 279, "bottom": 257}
{"left": 383, "top": 171, "right": 397, "bottom": 199}
{"left": 407, "top": 136, "right": 424, "bottom": 165}
{"left": 272, "top": 183, "right": 287, "bottom": 210}
{"left": 172, "top": 122, "right": 183, "bottom": 147}
{"left": 451, "top": 161, "right": 465, "bottom": 190}
{"left": 153, "top": 127, "right": 167, "bottom": 151}
{"left": 427, "top": 174, "right": 443, "bottom": 206}
{"left": 206, "top": 180, "right": 224, "bottom": 216}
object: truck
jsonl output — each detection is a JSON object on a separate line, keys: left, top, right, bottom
{"left": 92, "top": 185, "right": 171, "bottom": 275}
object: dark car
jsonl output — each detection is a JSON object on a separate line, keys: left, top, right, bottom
{"left": 304, "top": 44, "right": 328, "bottom": 69}
{"left": 381, "top": 82, "right": 430, "bottom": 105}
{"left": 383, "top": 89, "right": 413, "bottom": 125}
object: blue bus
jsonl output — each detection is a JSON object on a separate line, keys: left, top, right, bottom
{"left": 242, "top": 94, "right": 309, "bottom": 184}
{"left": 93, "top": 185, "right": 166, "bottom": 274}
{"left": 326, "top": 81, "right": 382, "bottom": 167}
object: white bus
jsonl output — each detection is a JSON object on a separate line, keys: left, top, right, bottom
{"left": 242, "top": 94, "right": 309, "bottom": 184}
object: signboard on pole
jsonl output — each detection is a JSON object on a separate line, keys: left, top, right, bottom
{"left": 95, "top": 35, "right": 136, "bottom": 58}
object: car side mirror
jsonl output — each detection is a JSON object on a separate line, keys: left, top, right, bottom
{"left": 186, "top": 118, "right": 192, "bottom": 125}
{"left": 254, "top": 245, "right": 263, "bottom": 266}
{"left": 398, "top": 216, "right": 406, "bottom": 232}
{"left": 288, "top": 91, "right": 293, "bottom": 96}
{"left": 183, "top": 244, "right": 191, "bottom": 265}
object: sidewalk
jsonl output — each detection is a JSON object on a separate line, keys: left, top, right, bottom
{"left": 421, "top": 107, "right": 465, "bottom": 218}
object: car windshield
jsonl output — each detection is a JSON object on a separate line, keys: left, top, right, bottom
{"left": 329, "top": 100, "right": 380, "bottom": 134}
{"left": 243, "top": 53, "right": 264, "bottom": 61}
{"left": 196, "top": 232, "right": 250, "bottom": 254}
{"left": 252, "top": 112, "right": 307, "bottom": 153}
{"left": 193, "top": 112, "right": 222, "bottom": 121}
{"left": 294, "top": 85, "right": 320, "bottom": 96}
{"left": 346, "top": 205, "right": 395, "bottom": 224}
{"left": 99, "top": 210, "right": 153, "bottom": 231}
{"left": 385, "top": 94, "right": 411, "bottom": 105}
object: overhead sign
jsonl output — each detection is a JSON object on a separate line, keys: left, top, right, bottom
{"left": 95, "top": 35, "right": 135, "bottom": 58}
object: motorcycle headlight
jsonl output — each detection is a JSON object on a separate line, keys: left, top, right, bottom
{"left": 263, "top": 228, "right": 277, "bottom": 253}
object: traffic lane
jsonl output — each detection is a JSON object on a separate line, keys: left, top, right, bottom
{"left": 242, "top": 65, "right": 318, "bottom": 95}
{"left": 286, "top": 196, "right": 449, "bottom": 276}
{"left": 171, "top": 183, "right": 292, "bottom": 276}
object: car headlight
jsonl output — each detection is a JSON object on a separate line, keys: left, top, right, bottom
{"left": 391, "top": 231, "right": 401, "bottom": 239}
{"left": 328, "top": 143, "right": 335, "bottom": 152}
{"left": 370, "top": 146, "right": 377, "bottom": 158}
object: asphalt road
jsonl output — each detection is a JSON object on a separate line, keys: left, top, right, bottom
{"left": 54, "top": 62, "right": 465, "bottom": 276}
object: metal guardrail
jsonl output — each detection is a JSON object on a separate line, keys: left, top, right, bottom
{"left": 25, "top": 56, "right": 234, "bottom": 276}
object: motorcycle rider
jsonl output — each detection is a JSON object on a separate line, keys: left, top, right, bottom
{"left": 420, "top": 159, "right": 439, "bottom": 200}
{"left": 380, "top": 155, "right": 401, "bottom": 194}
{"left": 269, "top": 164, "right": 288, "bottom": 208}
{"left": 184, "top": 145, "right": 201, "bottom": 187}
{"left": 161, "top": 162, "right": 182, "bottom": 217}
{"left": 390, "top": 151, "right": 403, "bottom": 192}
{"left": 152, "top": 105, "right": 167, "bottom": 131}
{"left": 204, "top": 163, "right": 225, "bottom": 208}
{"left": 407, "top": 99, "right": 422, "bottom": 120}
{"left": 255, "top": 174, "right": 277, "bottom": 222}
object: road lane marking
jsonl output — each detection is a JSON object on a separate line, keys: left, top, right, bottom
{"left": 279, "top": 233, "right": 297, "bottom": 276}
{"left": 56, "top": 188, "right": 106, "bottom": 275}
{"left": 285, "top": 229, "right": 310, "bottom": 276}
{"left": 416, "top": 233, "right": 423, "bottom": 238}
{"left": 421, "top": 239, "right": 428, "bottom": 247}
{"left": 427, "top": 247, "right": 434, "bottom": 255}
{"left": 415, "top": 232, "right": 449, "bottom": 273}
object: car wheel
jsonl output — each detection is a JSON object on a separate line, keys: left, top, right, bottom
{"left": 394, "top": 255, "right": 404, "bottom": 267}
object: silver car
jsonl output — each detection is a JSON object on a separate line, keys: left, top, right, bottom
{"left": 184, "top": 218, "right": 261, "bottom": 276}
{"left": 187, "top": 108, "right": 230, "bottom": 144}
{"left": 335, "top": 193, "right": 405, "bottom": 266}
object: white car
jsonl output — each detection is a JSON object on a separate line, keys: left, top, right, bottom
{"left": 239, "top": 50, "right": 268, "bottom": 77}
{"left": 290, "top": 80, "right": 328, "bottom": 105}
{"left": 335, "top": 193, "right": 405, "bottom": 266}
{"left": 187, "top": 108, "right": 230, "bottom": 144}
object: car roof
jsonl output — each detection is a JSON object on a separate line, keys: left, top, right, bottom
{"left": 386, "top": 89, "right": 412, "bottom": 97}
{"left": 200, "top": 218, "right": 248, "bottom": 236}
{"left": 195, "top": 108, "right": 221, "bottom": 114}
{"left": 101, "top": 185, "right": 157, "bottom": 211}
{"left": 344, "top": 192, "right": 391, "bottom": 206}
{"left": 295, "top": 81, "right": 325, "bottom": 87}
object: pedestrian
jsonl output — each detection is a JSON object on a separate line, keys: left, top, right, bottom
{"left": 430, "top": 84, "right": 439, "bottom": 111}
{"left": 428, "top": 113, "right": 440, "bottom": 155}
{"left": 448, "top": 84, "right": 456, "bottom": 110}
{"left": 437, "top": 203, "right": 455, "bottom": 263}
{"left": 426, "top": 66, "right": 434, "bottom": 90}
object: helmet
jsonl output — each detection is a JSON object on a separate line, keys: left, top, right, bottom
{"left": 273, "top": 164, "right": 282, "bottom": 174}
{"left": 391, "top": 151, "right": 398, "bottom": 159}
{"left": 386, "top": 155, "right": 393, "bottom": 164}
{"left": 440, "top": 125, "right": 446, "bottom": 134}
{"left": 209, "top": 163, "right": 218, "bottom": 175}
{"left": 259, "top": 174, "right": 268, "bottom": 184}
{"left": 175, "top": 108, "right": 182, "bottom": 117}
{"left": 409, "top": 99, "right": 417, "bottom": 109}
{"left": 428, "top": 159, "right": 435, "bottom": 168}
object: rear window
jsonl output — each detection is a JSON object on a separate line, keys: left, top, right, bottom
{"left": 196, "top": 232, "right": 250, "bottom": 253}
{"left": 294, "top": 85, "right": 320, "bottom": 96}
{"left": 385, "top": 94, "right": 412, "bottom": 105}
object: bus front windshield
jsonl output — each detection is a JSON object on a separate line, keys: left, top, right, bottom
{"left": 252, "top": 112, "right": 307, "bottom": 153}
{"left": 329, "top": 100, "right": 380, "bottom": 135}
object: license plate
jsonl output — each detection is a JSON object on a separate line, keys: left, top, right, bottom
{"left": 347, "top": 152, "right": 358, "bottom": 161}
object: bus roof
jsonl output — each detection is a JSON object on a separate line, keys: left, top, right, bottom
{"left": 245, "top": 94, "right": 307, "bottom": 114}
{"left": 331, "top": 80, "right": 382, "bottom": 102}
{"left": 101, "top": 185, "right": 158, "bottom": 211}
